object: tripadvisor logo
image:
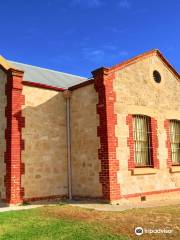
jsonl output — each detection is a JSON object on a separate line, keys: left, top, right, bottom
{"left": 135, "top": 226, "right": 173, "bottom": 235}
{"left": 135, "top": 227, "right": 143, "bottom": 236}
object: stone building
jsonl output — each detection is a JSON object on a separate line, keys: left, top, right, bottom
{"left": 0, "top": 49, "right": 179, "bottom": 205}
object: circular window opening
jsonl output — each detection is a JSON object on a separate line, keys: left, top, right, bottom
{"left": 153, "top": 70, "right": 161, "bottom": 83}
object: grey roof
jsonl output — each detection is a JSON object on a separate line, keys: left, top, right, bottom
{"left": 8, "top": 60, "right": 88, "bottom": 89}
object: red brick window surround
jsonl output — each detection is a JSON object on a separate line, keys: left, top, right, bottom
{"left": 126, "top": 114, "right": 159, "bottom": 170}
{"left": 165, "top": 119, "right": 180, "bottom": 167}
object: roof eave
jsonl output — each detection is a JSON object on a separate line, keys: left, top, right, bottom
{"left": 92, "top": 49, "right": 180, "bottom": 81}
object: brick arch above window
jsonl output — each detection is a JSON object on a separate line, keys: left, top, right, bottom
{"left": 126, "top": 114, "right": 159, "bottom": 171}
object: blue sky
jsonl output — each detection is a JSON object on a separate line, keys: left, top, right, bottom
{"left": 0, "top": 0, "right": 179, "bottom": 77}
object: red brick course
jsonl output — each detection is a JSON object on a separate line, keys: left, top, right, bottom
{"left": 24, "top": 195, "right": 67, "bottom": 203}
{"left": 122, "top": 187, "right": 180, "bottom": 199}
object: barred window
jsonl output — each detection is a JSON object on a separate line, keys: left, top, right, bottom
{"left": 133, "top": 115, "right": 152, "bottom": 167}
{"left": 170, "top": 120, "right": 180, "bottom": 165}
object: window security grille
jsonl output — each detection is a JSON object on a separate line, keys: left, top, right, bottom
{"left": 133, "top": 115, "right": 152, "bottom": 167}
{"left": 170, "top": 120, "right": 180, "bottom": 165}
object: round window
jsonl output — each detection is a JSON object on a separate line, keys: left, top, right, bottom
{"left": 153, "top": 70, "right": 161, "bottom": 83}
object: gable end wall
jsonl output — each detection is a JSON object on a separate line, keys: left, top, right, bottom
{"left": 113, "top": 55, "right": 180, "bottom": 198}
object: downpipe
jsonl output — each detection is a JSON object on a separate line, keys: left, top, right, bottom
{"left": 63, "top": 90, "right": 72, "bottom": 200}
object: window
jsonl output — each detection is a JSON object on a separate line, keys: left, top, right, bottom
{"left": 153, "top": 70, "right": 161, "bottom": 83}
{"left": 133, "top": 115, "right": 152, "bottom": 167}
{"left": 169, "top": 120, "right": 180, "bottom": 165}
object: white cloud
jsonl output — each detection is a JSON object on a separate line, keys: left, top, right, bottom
{"left": 118, "top": 50, "right": 129, "bottom": 57}
{"left": 82, "top": 46, "right": 129, "bottom": 64}
{"left": 71, "top": 0, "right": 104, "bottom": 7}
{"left": 111, "top": 27, "right": 127, "bottom": 34}
{"left": 82, "top": 48, "right": 105, "bottom": 62}
{"left": 118, "top": 0, "right": 131, "bottom": 8}
{"left": 103, "top": 44, "right": 117, "bottom": 51}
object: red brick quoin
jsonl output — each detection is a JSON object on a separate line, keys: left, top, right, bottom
{"left": 126, "top": 114, "right": 159, "bottom": 170}
{"left": 92, "top": 67, "right": 120, "bottom": 201}
{"left": 4, "top": 69, "right": 25, "bottom": 204}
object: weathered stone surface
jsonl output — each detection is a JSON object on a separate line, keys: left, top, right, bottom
{"left": 22, "top": 86, "right": 67, "bottom": 198}
{"left": 71, "top": 84, "right": 102, "bottom": 197}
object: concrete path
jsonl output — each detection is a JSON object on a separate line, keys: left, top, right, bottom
{"left": 69, "top": 198, "right": 180, "bottom": 211}
{"left": 0, "top": 197, "right": 179, "bottom": 213}
{"left": 0, "top": 203, "right": 43, "bottom": 213}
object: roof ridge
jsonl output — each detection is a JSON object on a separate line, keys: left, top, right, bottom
{"left": 8, "top": 60, "right": 87, "bottom": 79}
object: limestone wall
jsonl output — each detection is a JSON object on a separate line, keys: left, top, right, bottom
{"left": 0, "top": 69, "right": 6, "bottom": 199}
{"left": 113, "top": 55, "right": 180, "bottom": 196}
{"left": 22, "top": 86, "right": 67, "bottom": 199}
{"left": 71, "top": 84, "right": 102, "bottom": 197}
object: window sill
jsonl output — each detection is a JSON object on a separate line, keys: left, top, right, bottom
{"left": 132, "top": 168, "right": 158, "bottom": 175}
{"left": 170, "top": 166, "right": 180, "bottom": 173}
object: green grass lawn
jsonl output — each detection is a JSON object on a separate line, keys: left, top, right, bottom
{"left": 0, "top": 207, "right": 126, "bottom": 240}
{"left": 0, "top": 204, "right": 179, "bottom": 240}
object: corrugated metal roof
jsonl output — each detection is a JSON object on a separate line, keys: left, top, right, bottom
{"left": 8, "top": 60, "right": 88, "bottom": 89}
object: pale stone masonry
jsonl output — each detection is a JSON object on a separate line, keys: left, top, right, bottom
{"left": 114, "top": 55, "right": 180, "bottom": 197}
{"left": 71, "top": 85, "right": 102, "bottom": 198}
{"left": 22, "top": 86, "right": 67, "bottom": 199}
{"left": 0, "top": 49, "right": 179, "bottom": 204}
